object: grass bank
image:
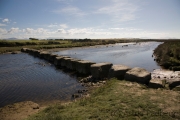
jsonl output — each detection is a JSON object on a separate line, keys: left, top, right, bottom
{"left": 154, "top": 40, "right": 180, "bottom": 71}
{"left": 0, "top": 39, "right": 163, "bottom": 54}
{"left": 27, "top": 79, "right": 180, "bottom": 120}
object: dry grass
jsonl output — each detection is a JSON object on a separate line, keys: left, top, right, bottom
{"left": 27, "top": 79, "right": 180, "bottom": 120}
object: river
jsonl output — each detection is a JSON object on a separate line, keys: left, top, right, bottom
{"left": 0, "top": 41, "right": 162, "bottom": 107}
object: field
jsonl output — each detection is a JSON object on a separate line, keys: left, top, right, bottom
{"left": 27, "top": 79, "right": 180, "bottom": 120}
{"left": 0, "top": 38, "right": 164, "bottom": 54}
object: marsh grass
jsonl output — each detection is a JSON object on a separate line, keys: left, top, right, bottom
{"left": 0, "top": 39, "right": 163, "bottom": 54}
{"left": 154, "top": 41, "right": 180, "bottom": 70}
{"left": 27, "top": 79, "right": 180, "bottom": 120}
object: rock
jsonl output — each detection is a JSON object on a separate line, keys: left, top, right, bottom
{"left": 67, "top": 59, "right": 81, "bottom": 70}
{"left": 48, "top": 54, "right": 59, "bottom": 62}
{"left": 90, "top": 62, "right": 113, "bottom": 79}
{"left": 44, "top": 53, "right": 53, "bottom": 61}
{"left": 21, "top": 48, "right": 28, "bottom": 52}
{"left": 108, "top": 65, "right": 131, "bottom": 80}
{"left": 31, "top": 103, "right": 39, "bottom": 109}
{"left": 78, "top": 89, "right": 88, "bottom": 93}
{"left": 76, "top": 60, "right": 96, "bottom": 74}
{"left": 32, "top": 50, "right": 41, "bottom": 57}
{"left": 54, "top": 56, "right": 70, "bottom": 66}
{"left": 11, "top": 51, "right": 20, "bottom": 54}
{"left": 26, "top": 48, "right": 31, "bottom": 53}
{"left": 28, "top": 49, "right": 37, "bottom": 55}
{"left": 72, "top": 94, "right": 80, "bottom": 98}
{"left": 39, "top": 52, "right": 50, "bottom": 59}
{"left": 151, "top": 69, "right": 180, "bottom": 80}
{"left": 148, "top": 79, "right": 164, "bottom": 88}
{"left": 125, "top": 67, "right": 151, "bottom": 85}
{"left": 61, "top": 57, "right": 73, "bottom": 67}
{"left": 167, "top": 80, "right": 180, "bottom": 89}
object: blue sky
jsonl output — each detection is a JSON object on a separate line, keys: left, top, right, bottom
{"left": 0, "top": 0, "right": 180, "bottom": 39}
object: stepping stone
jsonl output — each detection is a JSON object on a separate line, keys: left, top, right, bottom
{"left": 108, "top": 65, "right": 131, "bottom": 80}
{"left": 91, "top": 62, "right": 112, "bottom": 79}
{"left": 125, "top": 67, "right": 151, "bottom": 85}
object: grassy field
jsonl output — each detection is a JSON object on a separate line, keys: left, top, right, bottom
{"left": 27, "top": 79, "right": 180, "bottom": 120}
{"left": 0, "top": 39, "right": 165, "bottom": 54}
{"left": 154, "top": 41, "right": 180, "bottom": 70}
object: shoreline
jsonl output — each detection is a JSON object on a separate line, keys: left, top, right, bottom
{"left": 1, "top": 41, "right": 180, "bottom": 119}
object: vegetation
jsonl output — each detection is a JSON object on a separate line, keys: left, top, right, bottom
{"left": 0, "top": 38, "right": 168, "bottom": 54}
{"left": 27, "top": 79, "right": 180, "bottom": 120}
{"left": 29, "top": 38, "right": 39, "bottom": 40}
{"left": 154, "top": 40, "right": 180, "bottom": 70}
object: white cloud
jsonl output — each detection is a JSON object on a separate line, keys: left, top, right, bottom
{"left": 0, "top": 23, "right": 6, "bottom": 26}
{"left": 0, "top": 28, "right": 7, "bottom": 34}
{"left": 67, "top": 28, "right": 93, "bottom": 35}
{"left": 23, "top": 28, "right": 48, "bottom": 34}
{"left": 48, "top": 24, "right": 58, "bottom": 28}
{"left": 57, "top": 29, "right": 66, "bottom": 34}
{"left": 110, "top": 28, "right": 125, "bottom": 30}
{"left": 8, "top": 28, "right": 20, "bottom": 34}
{"left": 95, "top": 0, "right": 138, "bottom": 22}
{"left": 0, "top": 26, "right": 176, "bottom": 39}
{"left": 53, "top": 6, "right": 86, "bottom": 17}
{"left": 109, "top": 27, "right": 142, "bottom": 31}
{"left": 2, "top": 18, "right": 9, "bottom": 23}
{"left": 60, "top": 24, "right": 68, "bottom": 29}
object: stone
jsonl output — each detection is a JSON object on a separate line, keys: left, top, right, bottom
{"left": 39, "top": 51, "right": 49, "bottom": 58}
{"left": 11, "top": 51, "right": 20, "bottom": 54}
{"left": 28, "top": 49, "right": 37, "bottom": 55}
{"left": 125, "top": 67, "right": 151, "bottom": 85}
{"left": 76, "top": 60, "right": 96, "bottom": 74}
{"left": 72, "top": 94, "right": 80, "bottom": 98}
{"left": 54, "top": 56, "right": 70, "bottom": 66}
{"left": 108, "top": 65, "right": 131, "bottom": 80}
{"left": 32, "top": 50, "right": 41, "bottom": 57}
{"left": 167, "top": 80, "right": 180, "bottom": 89}
{"left": 31, "top": 103, "right": 39, "bottom": 109}
{"left": 90, "top": 62, "right": 113, "bottom": 79}
{"left": 26, "top": 48, "right": 31, "bottom": 53}
{"left": 41, "top": 52, "right": 51, "bottom": 60}
{"left": 78, "top": 89, "right": 88, "bottom": 93}
{"left": 21, "top": 48, "right": 28, "bottom": 52}
{"left": 61, "top": 57, "right": 73, "bottom": 67}
{"left": 48, "top": 54, "right": 59, "bottom": 62}
{"left": 148, "top": 79, "right": 164, "bottom": 88}
{"left": 66, "top": 59, "right": 81, "bottom": 70}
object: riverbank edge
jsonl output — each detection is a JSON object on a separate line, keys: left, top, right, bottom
{"left": 153, "top": 41, "right": 180, "bottom": 71}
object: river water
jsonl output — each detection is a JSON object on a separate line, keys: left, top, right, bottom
{"left": 55, "top": 42, "right": 162, "bottom": 72}
{"left": 0, "top": 42, "right": 162, "bottom": 108}
{"left": 0, "top": 53, "right": 84, "bottom": 107}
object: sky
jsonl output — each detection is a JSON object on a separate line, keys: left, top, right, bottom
{"left": 0, "top": 0, "right": 180, "bottom": 39}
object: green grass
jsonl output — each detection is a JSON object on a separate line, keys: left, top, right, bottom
{"left": 154, "top": 40, "right": 180, "bottom": 70}
{"left": 0, "top": 39, "right": 169, "bottom": 54}
{"left": 27, "top": 79, "right": 180, "bottom": 120}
